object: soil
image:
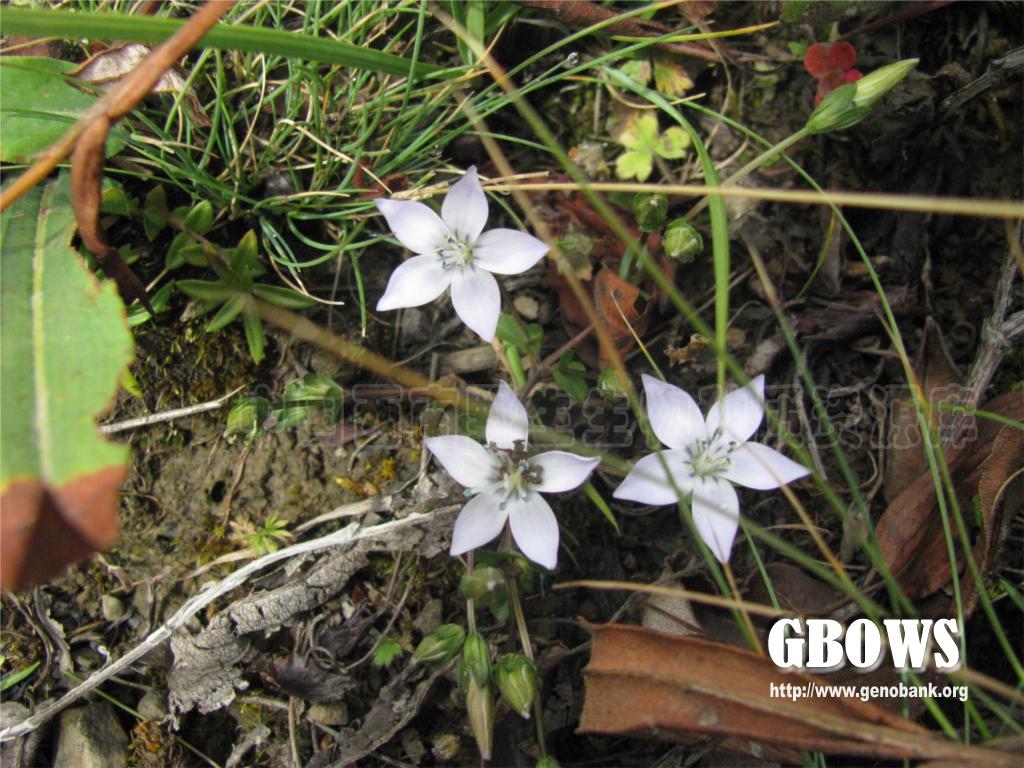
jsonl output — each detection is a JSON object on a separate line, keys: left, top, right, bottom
{"left": 2, "top": 3, "right": 1022, "bottom": 768}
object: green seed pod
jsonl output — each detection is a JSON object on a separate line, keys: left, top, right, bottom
{"left": 458, "top": 567, "right": 507, "bottom": 603}
{"left": 462, "top": 632, "right": 492, "bottom": 687}
{"left": 663, "top": 219, "right": 703, "bottom": 263}
{"left": 465, "top": 680, "right": 494, "bottom": 761}
{"left": 633, "top": 192, "right": 668, "bottom": 233}
{"left": 495, "top": 654, "right": 539, "bottom": 719}
{"left": 412, "top": 623, "right": 465, "bottom": 665}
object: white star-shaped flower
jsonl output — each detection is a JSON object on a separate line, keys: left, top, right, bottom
{"left": 425, "top": 382, "right": 600, "bottom": 569}
{"left": 374, "top": 167, "right": 549, "bottom": 341}
{"left": 613, "top": 374, "right": 811, "bottom": 562}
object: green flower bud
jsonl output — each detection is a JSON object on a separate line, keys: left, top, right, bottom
{"left": 806, "top": 59, "right": 918, "bottom": 134}
{"left": 633, "top": 193, "right": 668, "bottom": 233}
{"left": 495, "top": 654, "right": 539, "bottom": 718}
{"left": 465, "top": 680, "right": 494, "bottom": 761}
{"left": 851, "top": 58, "right": 919, "bottom": 110}
{"left": 458, "top": 567, "right": 507, "bottom": 604}
{"left": 462, "top": 632, "right": 492, "bottom": 687}
{"left": 412, "top": 623, "right": 465, "bottom": 664}
{"left": 663, "top": 219, "right": 703, "bottom": 263}
{"left": 536, "top": 756, "right": 561, "bottom": 768}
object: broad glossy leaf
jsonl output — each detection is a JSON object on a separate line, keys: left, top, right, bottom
{"left": 0, "top": 173, "right": 133, "bottom": 591}
{"left": 0, "top": 57, "right": 125, "bottom": 163}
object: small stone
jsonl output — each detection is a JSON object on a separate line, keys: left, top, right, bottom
{"left": 101, "top": 595, "right": 126, "bottom": 623}
{"left": 1, "top": 702, "right": 45, "bottom": 768}
{"left": 136, "top": 689, "right": 168, "bottom": 722}
{"left": 412, "top": 598, "right": 443, "bottom": 635}
{"left": 307, "top": 702, "right": 349, "bottom": 727}
{"left": 512, "top": 294, "right": 540, "bottom": 320}
{"left": 54, "top": 702, "right": 129, "bottom": 768}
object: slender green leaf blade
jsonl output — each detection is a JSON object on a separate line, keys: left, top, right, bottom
{"left": 1, "top": 8, "right": 442, "bottom": 80}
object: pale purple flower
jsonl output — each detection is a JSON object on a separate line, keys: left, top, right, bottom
{"left": 425, "top": 382, "right": 599, "bottom": 569}
{"left": 613, "top": 375, "right": 811, "bottom": 563}
{"left": 374, "top": 167, "right": 549, "bottom": 341}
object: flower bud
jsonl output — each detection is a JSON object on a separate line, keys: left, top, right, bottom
{"left": 462, "top": 632, "right": 492, "bottom": 687}
{"left": 805, "top": 59, "right": 918, "bottom": 134}
{"left": 663, "top": 220, "right": 703, "bottom": 263}
{"left": 851, "top": 58, "right": 919, "bottom": 109}
{"left": 633, "top": 193, "right": 668, "bottom": 233}
{"left": 412, "top": 623, "right": 465, "bottom": 664}
{"left": 495, "top": 654, "right": 539, "bottom": 718}
{"left": 465, "top": 680, "right": 494, "bottom": 761}
{"left": 536, "top": 756, "right": 561, "bottom": 768}
{"left": 458, "top": 567, "right": 507, "bottom": 604}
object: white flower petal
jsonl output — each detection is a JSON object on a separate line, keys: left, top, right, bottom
{"left": 486, "top": 380, "right": 529, "bottom": 450}
{"left": 450, "top": 488, "right": 508, "bottom": 557}
{"left": 706, "top": 375, "right": 765, "bottom": 444}
{"left": 375, "top": 198, "right": 449, "bottom": 255}
{"left": 450, "top": 267, "right": 500, "bottom": 341}
{"left": 612, "top": 450, "right": 693, "bottom": 506}
{"left": 722, "top": 441, "right": 811, "bottom": 491}
{"left": 473, "top": 228, "right": 549, "bottom": 275}
{"left": 642, "top": 374, "right": 706, "bottom": 450}
{"left": 441, "top": 166, "right": 489, "bottom": 242}
{"left": 531, "top": 451, "right": 599, "bottom": 493}
{"left": 691, "top": 477, "right": 740, "bottom": 563}
{"left": 425, "top": 435, "right": 499, "bottom": 489}
{"left": 376, "top": 254, "right": 452, "bottom": 311}
{"left": 507, "top": 492, "right": 559, "bottom": 569}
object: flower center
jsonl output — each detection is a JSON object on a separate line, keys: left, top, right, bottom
{"left": 438, "top": 234, "right": 474, "bottom": 271}
{"left": 494, "top": 441, "right": 543, "bottom": 510}
{"left": 686, "top": 430, "right": 735, "bottom": 479}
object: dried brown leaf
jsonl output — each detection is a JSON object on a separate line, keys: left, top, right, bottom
{"left": 580, "top": 623, "right": 1016, "bottom": 765}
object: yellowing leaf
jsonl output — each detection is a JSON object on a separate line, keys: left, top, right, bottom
{"left": 615, "top": 149, "right": 653, "bottom": 182}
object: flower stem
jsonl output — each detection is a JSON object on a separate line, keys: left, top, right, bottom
{"left": 507, "top": 572, "right": 548, "bottom": 757}
{"left": 685, "top": 127, "right": 811, "bottom": 222}
{"left": 723, "top": 560, "right": 762, "bottom": 655}
{"left": 466, "top": 551, "right": 477, "bottom": 635}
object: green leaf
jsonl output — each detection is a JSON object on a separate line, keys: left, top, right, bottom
{"left": 182, "top": 200, "right": 214, "bottom": 235}
{"left": 224, "top": 397, "right": 271, "bottom": 445}
{"left": 615, "top": 149, "right": 653, "bottom": 182}
{"left": 206, "top": 293, "right": 246, "bottom": 332}
{"left": 242, "top": 305, "right": 265, "bottom": 364}
{"left": 1, "top": 8, "right": 441, "bottom": 81}
{"left": 551, "top": 353, "right": 589, "bottom": 404}
{"left": 654, "top": 126, "right": 691, "bottom": 159}
{"left": 619, "top": 59, "right": 651, "bottom": 86}
{"left": 251, "top": 283, "right": 316, "bottom": 309}
{"left": 100, "top": 182, "right": 132, "bottom": 217}
{"left": 0, "top": 173, "right": 133, "bottom": 590}
{"left": 176, "top": 279, "right": 236, "bottom": 303}
{"left": 126, "top": 282, "right": 173, "bottom": 327}
{"left": 142, "top": 185, "right": 168, "bottom": 241}
{"left": 0, "top": 57, "right": 126, "bottom": 163}
{"left": 583, "top": 482, "right": 619, "bottom": 534}
{"left": 372, "top": 637, "right": 403, "bottom": 667}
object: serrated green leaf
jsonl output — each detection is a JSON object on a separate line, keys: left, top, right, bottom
{"left": 252, "top": 283, "right": 316, "bottom": 309}
{"left": 615, "top": 149, "right": 653, "bottom": 182}
{"left": 206, "top": 293, "right": 246, "bottom": 332}
{"left": 0, "top": 57, "right": 126, "bottom": 163}
{"left": 654, "top": 126, "right": 691, "bottom": 159}
{"left": 619, "top": 59, "right": 651, "bottom": 86}
{"left": 0, "top": 173, "right": 133, "bottom": 590}
{"left": 653, "top": 57, "right": 694, "bottom": 98}
{"left": 617, "top": 112, "right": 658, "bottom": 152}
{"left": 372, "top": 637, "right": 403, "bottom": 667}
